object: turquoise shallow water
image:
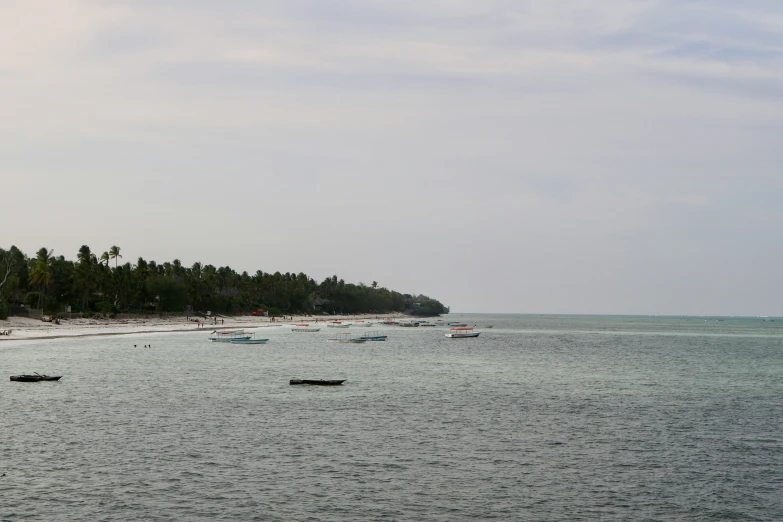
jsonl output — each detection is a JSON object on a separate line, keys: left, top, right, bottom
{"left": 1, "top": 314, "right": 782, "bottom": 521}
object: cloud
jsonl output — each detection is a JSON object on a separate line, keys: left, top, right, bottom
{"left": 1, "top": 0, "right": 782, "bottom": 314}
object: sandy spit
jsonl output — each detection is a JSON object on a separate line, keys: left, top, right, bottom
{"left": 0, "top": 313, "right": 407, "bottom": 343}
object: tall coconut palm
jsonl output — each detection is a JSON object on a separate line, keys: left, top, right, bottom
{"left": 77, "top": 245, "right": 92, "bottom": 266}
{"left": 75, "top": 245, "right": 94, "bottom": 311}
{"left": 29, "top": 248, "right": 54, "bottom": 309}
{"left": 100, "top": 251, "right": 110, "bottom": 266}
{"left": 109, "top": 245, "right": 122, "bottom": 268}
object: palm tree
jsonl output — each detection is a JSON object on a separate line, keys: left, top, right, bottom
{"left": 109, "top": 246, "right": 122, "bottom": 268}
{"left": 100, "top": 251, "right": 110, "bottom": 266}
{"left": 76, "top": 246, "right": 94, "bottom": 311}
{"left": 77, "top": 245, "right": 92, "bottom": 266}
{"left": 29, "top": 248, "right": 54, "bottom": 308}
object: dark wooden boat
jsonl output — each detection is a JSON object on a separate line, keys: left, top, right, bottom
{"left": 289, "top": 379, "right": 345, "bottom": 386}
{"left": 10, "top": 374, "right": 62, "bottom": 382}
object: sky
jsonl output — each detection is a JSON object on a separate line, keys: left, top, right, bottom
{"left": 2, "top": 0, "right": 782, "bottom": 315}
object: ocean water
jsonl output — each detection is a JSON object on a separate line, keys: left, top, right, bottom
{"left": 1, "top": 314, "right": 781, "bottom": 521}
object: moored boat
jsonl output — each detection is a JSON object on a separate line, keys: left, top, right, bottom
{"left": 445, "top": 327, "right": 480, "bottom": 338}
{"left": 292, "top": 323, "right": 320, "bottom": 332}
{"left": 359, "top": 331, "right": 388, "bottom": 341}
{"left": 327, "top": 322, "right": 351, "bottom": 328}
{"left": 208, "top": 330, "right": 252, "bottom": 342}
{"left": 11, "top": 373, "right": 62, "bottom": 382}
{"left": 327, "top": 333, "right": 367, "bottom": 343}
{"left": 230, "top": 335, "right": 269, "bottom": 344}
{"left": 290, "top": 379, "right": 346, "bottom": 385}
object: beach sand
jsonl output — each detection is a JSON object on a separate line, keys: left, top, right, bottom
{"left": 0, "top": 313, "right": 406, "bottom": 344}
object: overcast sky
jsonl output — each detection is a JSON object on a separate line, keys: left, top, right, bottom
{"left": 2, "top": 0, "right": 782, "bottom": 315}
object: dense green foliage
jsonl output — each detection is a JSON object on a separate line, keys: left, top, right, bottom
{"left": 0, "top": 245, "right": 448, "bottom": 316}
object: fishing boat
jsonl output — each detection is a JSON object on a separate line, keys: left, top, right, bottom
{"left": 11, "top": 373, "right": 62, "bottom": 382}
{"left": 327, "top": 333, "right": 367, "bottom": 343}
{"left": 327, "top": 322, "right": 351, "bottom": 328}
{"left": 445, "top": 327, "right": 480, "bottom": 338}
{"left": 208, "top": 330, "right": 252, "bottom": 342}
{"left": 290, "top": 379, "right": 346, "bottom": 386}
{"left": 447, "top": 323, "right": 468, "bottom": 327}
{"left": 418, "top": 321, "right": 437, "bottom": 327}
{"left": 230, "top": 334, "right": 269, "bottom": 344}
{"left": 359, "top": 331, "right": 388, "bottom": 341}
{"left": 292, "top": 323, "right": 320, "bottom": 332}
{"left": 399, "top": 321, "right": 420, "bottom": 327}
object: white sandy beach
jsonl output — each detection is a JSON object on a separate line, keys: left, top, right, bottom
{"left": 0, "top": 313, "right": 407, "bottom": 343}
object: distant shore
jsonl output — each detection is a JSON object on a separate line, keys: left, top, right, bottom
{"left": 0, "top": 313, "right": 407, "bottom": 344}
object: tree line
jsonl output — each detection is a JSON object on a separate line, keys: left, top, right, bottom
{"left": 0, "top": 245, "right": 449, "bottom": 319}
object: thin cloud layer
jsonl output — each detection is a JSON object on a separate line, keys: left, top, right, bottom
{"left": 1, "top": 0, "right": 781, "bottom": 314}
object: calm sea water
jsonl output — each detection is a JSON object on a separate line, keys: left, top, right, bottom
{"left": 1, "top": 314, "right": 781, "bottom": 521}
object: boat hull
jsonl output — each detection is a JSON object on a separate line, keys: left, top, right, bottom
{"left": 10, "top": 375, "right": 62, "bottom": 382}
{"left": 290, "top": 379, "right": 346, "bottom": 386}
{"left": 445, "top": 333, "right": 480, "bottom": 338}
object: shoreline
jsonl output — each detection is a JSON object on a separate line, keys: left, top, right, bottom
{"left": 0, "top": 313, "right": 407, "bottom": 344}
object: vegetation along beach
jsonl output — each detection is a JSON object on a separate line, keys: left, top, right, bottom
{"left": 0, "top": 244, "right": 447, "bottom": 341}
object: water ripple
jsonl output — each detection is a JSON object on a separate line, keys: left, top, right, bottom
{"left": 1, "top": 315, "right": 781, "bottom": 520}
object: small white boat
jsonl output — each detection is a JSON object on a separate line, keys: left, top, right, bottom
{"left": 327, "top": 333, "right": 367, "bottom": 343}
{"left": 208, "top": 330, "right": 252, "bottom": 342}
{"left": 327, "top": 322, "right": 351, "bottom": 328}
{"left": 418, "top": 321, "right": 437, "bottom": 327}
{"left": 353, "top": 321, "right": 373, "bottom": 327}
{"left": 445, "top": 327, "right": 480, "bottom": 339}
{"left": 292, "top": 323, "right": 320, "bottom": 332}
